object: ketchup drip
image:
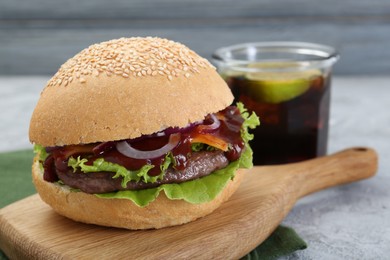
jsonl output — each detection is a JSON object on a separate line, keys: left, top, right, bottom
{"left": 42, "top": 106, "right": 245, "bottom": 181}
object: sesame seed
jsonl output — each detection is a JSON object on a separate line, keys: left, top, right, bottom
{"left": 46, "top": 37, "right": 214, "bottom": 87}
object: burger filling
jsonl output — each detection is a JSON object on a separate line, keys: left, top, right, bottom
{"left": 34, "top": 103, "right": 259, "bottom": 206}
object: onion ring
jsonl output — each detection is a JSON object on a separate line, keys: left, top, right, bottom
{"left": 197, "top": 114, "right": 221, "bottom": 133}
{"left": 116, "top": 133, "right": 181, "bottom": 159}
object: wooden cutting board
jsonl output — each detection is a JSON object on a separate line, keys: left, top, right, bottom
{"left": 0, "top": 147, "right": 377, "bottom": 260}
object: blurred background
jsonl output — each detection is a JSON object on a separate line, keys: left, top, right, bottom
{"left": 1, "top": 0, "right": 389, "bottom": 76}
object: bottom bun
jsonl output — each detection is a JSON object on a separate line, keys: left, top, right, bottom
{"left": 32, "top": 155, "right": 246, "bottom": 230}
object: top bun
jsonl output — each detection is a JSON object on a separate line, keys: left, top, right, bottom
{"left": 29, "top": 37, "right": 233, "bottom": 146}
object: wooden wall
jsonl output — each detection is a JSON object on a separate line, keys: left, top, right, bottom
{"left": 1, "top": 0, "right": 389, "bottom": 75}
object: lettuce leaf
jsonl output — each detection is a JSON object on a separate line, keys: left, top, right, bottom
{"left": 33, "top": 144, "right": 48, "bottom": 162}
{"left": 33, "top": 144, "right": 48, "bottom": 171}
{"left": 67, "top": 152, "right": 177, "bottom": 187}
{"left": 191, "top": 143, "right": 205, "bottom": 152}
{"left": 96, "top": 144, "right": 253, "bottom": 207}
{"left": 237, "top": 102, "right": 261, "bottom": 143}
{"left": 68, "top": 157, "right": 154, "bottom": 188}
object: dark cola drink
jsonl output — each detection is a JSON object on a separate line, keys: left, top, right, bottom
{"left": 213, "top": 42, "right": 339, "bottom": 165}
{"left": 224, "top": 67, "right": 331, "bottom": 165}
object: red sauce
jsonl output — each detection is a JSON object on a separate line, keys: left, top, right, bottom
{"left": 42, "top": 106, "right": 245, "bottom": 180}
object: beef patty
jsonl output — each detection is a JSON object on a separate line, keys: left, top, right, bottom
{"left": 57, "top": 151, "right": 229, "bottom": 194}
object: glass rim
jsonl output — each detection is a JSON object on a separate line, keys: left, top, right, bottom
{"left": 212, "top": 41, "right": 339, "bottom": 72}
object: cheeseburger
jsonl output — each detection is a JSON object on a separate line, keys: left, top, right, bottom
{"left": 29, "top": 37, "right": 259, "bottom": 229}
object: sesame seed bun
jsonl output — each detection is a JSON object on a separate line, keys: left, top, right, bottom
{"left": 32, "top": 155, "right": 245, "bottom": 229}
{"left": 29, "top": 37, "right": 233, "bottom": 146}
{"left": 29, "top": 37, "right": 244, "bottom": 230}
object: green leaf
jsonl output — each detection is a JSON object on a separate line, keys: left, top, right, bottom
{"left": 191, "top": 143, "right": 205, "bottom": 152}
{"left": 98, "top": 188, "right": 161, "bottom": 207}
{"left": 33, "top": 144, "right": 48, "bottom": 171}
{"left": 67, "top": 156, "right": 153, "bottom": 188}
{"left": 241, "top": 225, "right": 307, "bottom": 260}
{"left": 96, "top": 144, "right": 253, "bottom": 207}
{"left": 237, "top": 102, "right": 261, "bottom": 143}
{"left": 160, "top": 152, "right": 173, "bottom": 174}
{"left": 238, "top": 143, "right": 253, "bottom": 169}
{"left": 67, "top": 151, "right": 176, "bottom": 187}
{"left": 33, "top": 144, "right": 48, "bottom": 162}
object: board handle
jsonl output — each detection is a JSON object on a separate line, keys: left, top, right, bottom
{"left": 290, "top": 147, "right": 378, "bottom": 198}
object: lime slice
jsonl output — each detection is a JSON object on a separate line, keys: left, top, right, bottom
{"left": 244, "top": 63, "right": 321, "bottom": 103}
{"left": 219, "top": 69, "right": 245, "bottom": 81}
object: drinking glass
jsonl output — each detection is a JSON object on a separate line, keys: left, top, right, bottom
{"left": 213, "top": 42, "right": 339, "bottom": 165}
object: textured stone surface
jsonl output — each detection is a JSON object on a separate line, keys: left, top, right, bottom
{"left": 0, "top": 76, "right": 389, "bottom": 258}
{"left": 282, "top": 77, "right": 390, "bottom": 259}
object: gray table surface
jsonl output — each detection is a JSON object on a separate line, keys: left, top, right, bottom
{"left": 0, "top": 76, "right": 389, "bottom": 259}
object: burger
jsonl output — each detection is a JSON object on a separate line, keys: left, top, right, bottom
{"left": 29, "top": 37, "right": 259, "bottom": 229}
